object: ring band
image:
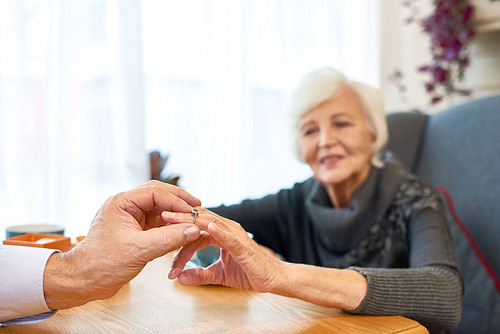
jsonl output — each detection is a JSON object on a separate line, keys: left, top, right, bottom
{"left": 191, "top": 208, "right": 199, "bottom": 224}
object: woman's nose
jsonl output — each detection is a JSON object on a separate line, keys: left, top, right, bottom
{"left": 319, "top": 128, "right": 337, "bottom": 147}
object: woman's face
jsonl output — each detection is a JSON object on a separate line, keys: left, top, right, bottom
{"left": 298, "top": 88, "right": 375, "bottom": 191}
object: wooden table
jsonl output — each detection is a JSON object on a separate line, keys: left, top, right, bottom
{"left": 1, "top": 254, "right": 428, "bottom": 334}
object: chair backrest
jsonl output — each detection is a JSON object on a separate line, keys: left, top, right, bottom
{"left": 384, "top": 111, "right": 428, "bottom": 171}
{"left": 386, "top": 95, "right": 500, "bottom": 333}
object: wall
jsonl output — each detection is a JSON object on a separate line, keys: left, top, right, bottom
{"left": 463, "top": 30, "right": 500, "bottom": 99}
{"left": 379, "top": 0, "right": 500, "bottom": 114}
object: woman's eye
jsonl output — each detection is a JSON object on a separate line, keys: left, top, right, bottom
{"left": 334, "top": 122, "right": 349, "bottom": 128}
{"left": 304, "top": 128, "right": 317, "bottom": 136}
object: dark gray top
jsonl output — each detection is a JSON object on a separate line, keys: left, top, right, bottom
{"left": 211, "top": 160, "right": 463, "bottom": 332}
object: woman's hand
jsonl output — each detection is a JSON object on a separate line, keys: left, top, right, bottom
{"left": 164, "top": 207, "right": 367, "bottom": 310}
{"left": 163, "top": 208, "right": 289, "bottom": 294}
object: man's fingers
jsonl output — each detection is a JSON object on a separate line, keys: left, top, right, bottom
{"left": 137, "top": 223, "right": 200, "bottom": 262}
{"left": 136, "top": 181, "right": 201, "bottom": 207}
{"left": 121, "top": 185, "right": 196, "bottom": 224}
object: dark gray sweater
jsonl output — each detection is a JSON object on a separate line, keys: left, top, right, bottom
{"left": 211, "top": 161, "right": 463, "bottom": 332}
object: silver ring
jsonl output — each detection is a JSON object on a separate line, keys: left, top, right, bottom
{"left": 191, "top": 208, "right": 199, "bottom": 223}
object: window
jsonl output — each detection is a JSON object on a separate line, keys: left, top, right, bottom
{"left": 0, "top": 0, "right": 379, "bottom": 238}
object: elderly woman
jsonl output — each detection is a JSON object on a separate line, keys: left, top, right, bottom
{"left": 163, "top": 67, "right": 463, "bottom": 331}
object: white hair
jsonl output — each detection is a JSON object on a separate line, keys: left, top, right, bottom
{"left": 288, "top": 67, "right": 388, "bottom": 167}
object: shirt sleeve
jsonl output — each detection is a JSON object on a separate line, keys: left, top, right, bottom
{"left": 0, "top": 245, "right": 59, "bottom": 324}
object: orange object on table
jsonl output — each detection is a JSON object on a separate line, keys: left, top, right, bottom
{"left": 3, "top": 233, "right": 72, "bottom": 252}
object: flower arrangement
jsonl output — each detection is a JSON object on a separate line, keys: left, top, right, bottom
{"left": 402, "top": 0, "right": 476, "bottom": 104}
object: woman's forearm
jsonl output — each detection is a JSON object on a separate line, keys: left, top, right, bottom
{"left": 269, "top": 262, "right": 461, "bottom": 331}
{"left": 273, "top": 262, "right": 367, "bottom": 310}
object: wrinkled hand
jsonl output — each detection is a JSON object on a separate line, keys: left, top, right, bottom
{"left": 163, "top": 208, "right": 288, "bottom": 294}
{"left": 44, "top": 181, "right": 202, "bottom": 310}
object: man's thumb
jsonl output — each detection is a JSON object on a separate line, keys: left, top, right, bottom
{"left": 139, "top": 224, "right": 200, "bottom": 261}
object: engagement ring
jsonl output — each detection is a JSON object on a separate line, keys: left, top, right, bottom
{"left": 191, "top": 208, "right": 199, "bottom": 224}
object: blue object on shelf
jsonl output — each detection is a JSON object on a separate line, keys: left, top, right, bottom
{"left": 5, "top": 224, "right": 65, "bottom": 239}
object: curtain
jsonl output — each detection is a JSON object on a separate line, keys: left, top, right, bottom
{"left": 0, "top": 0, "right": 147, "bottom": 238}
{"left": 142, "top": 0, "right": 380, "bottom": 207}
{"left": 0, "top": 0, "right": 379, "bottom": 239}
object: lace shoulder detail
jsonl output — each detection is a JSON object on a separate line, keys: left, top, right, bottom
{"left": 393, "top": 178, "right": 442, "bottom": 220}
{"left": 349, "top": 178, "right": 443, "bottom": 269}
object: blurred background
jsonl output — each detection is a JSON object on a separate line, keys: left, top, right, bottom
{"left": 1, "top": 0, "right": 499, "bottom": 238}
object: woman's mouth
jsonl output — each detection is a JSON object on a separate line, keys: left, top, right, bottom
{"left": 320, "top": 155, "right": 343, "bottom": 166}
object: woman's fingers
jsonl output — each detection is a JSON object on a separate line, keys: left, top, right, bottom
{"left": 162, "top": 207, "right": 244, "bottom": 237}
{"left": 207, "top": 222, "right": 247, "bottom": 258}
{"left": 164, "top": 207, "right": 280, "bottom": 293}
{"left": 163, "top": 208, "right": 257, "bottom": 261}
{"left": 161, "top": 211, "right": 199, "bottom": 225}
{"left": 169, "top": 232, "right": 211, "bottom": 279}
{"left": 177, "top": 264, "right": 222, "bottom": 286}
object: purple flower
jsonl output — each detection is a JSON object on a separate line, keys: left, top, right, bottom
{"left": 433, "top": 67, "right": 448, "bottom": 83}
{"left": 431, "top": 95, "right": 443, "bottom": 104}
{"left": 459, "top": 57, "right": 470, "bottom": 67}
{"left": 443, "top": 41, "right": 463, "bottom": 61}
{"left": 462, "top": 6, "right": 472, "bottom": 22}
{"left": 403, "top": 0, "right": 475, "bottom": 104}
{"left": 419, "top": 65, "right": 432, "bottom": 72}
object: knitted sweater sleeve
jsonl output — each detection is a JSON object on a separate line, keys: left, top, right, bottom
{"left": 210, "top": 179, "right": 311, "bottom": 258}
{"left": 349, "top": 207, "right": 463, "bottom": 332}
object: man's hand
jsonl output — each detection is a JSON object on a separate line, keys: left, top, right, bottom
{"left": 43, "top": 181, "right": 201, "bottom": 310}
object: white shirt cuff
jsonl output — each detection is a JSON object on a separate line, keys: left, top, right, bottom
{"left": 0, "top": 245, "right": 59, "bottom": 323}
